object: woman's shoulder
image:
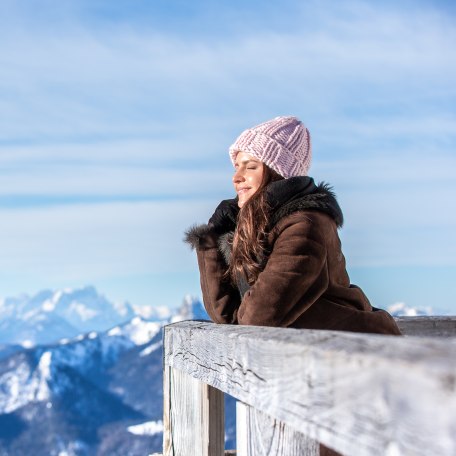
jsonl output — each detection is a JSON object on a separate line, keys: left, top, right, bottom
{"left": 271, "top": 210, "right": 338, "bottom": 240}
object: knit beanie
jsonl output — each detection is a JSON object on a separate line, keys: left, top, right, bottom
{"left": 229, "top": 116, "right": 311, "bottom": 178}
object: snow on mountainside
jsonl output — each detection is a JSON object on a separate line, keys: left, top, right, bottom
{"left": 0, "top": 292, "right": 211, "bottom": 456}
{"left": 171, "top": 294, "right": 211, "bottom": 322}
{"left": 386, "top": 302, "right": 433, "bottom": 317}
{"left": 0, "top": 286, "right": 190, "bottom": 346}
{"left": 0, "top": 317, "right": 162, "bottom": 416}
{"left": 0, "top": 308, "right": 78, "bottom": 347}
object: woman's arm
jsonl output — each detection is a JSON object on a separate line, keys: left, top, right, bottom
{"left": 185, "top": 224, "right": 241, "bottom": 324}
{"left": 237, "top": 213, "right": 329, "bottom": 327}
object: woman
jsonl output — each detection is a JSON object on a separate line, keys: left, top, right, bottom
{"left": 186, "top": 116, "right": 400, "bottom": 456}
{"left": 185, "top": 115, "right": 401, "bottom": 336}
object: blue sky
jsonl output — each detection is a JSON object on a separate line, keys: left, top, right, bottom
{"left": 0, "top": 0, "right": 455, "bottom": 313}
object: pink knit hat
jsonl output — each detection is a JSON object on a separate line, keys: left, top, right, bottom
{"left": 229, "top": 116, "right": 311, "bottom": 178}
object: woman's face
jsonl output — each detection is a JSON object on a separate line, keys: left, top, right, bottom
{"left": 232, "top": 152, "right": 264, "bottom": 208}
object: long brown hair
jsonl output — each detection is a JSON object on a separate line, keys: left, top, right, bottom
{"left": 227, "top": 165, "right": 283, "bottom": 285}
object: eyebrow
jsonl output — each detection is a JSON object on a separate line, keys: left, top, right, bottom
{"left": 235, "top": 158, "right": 260, "bottom": 166}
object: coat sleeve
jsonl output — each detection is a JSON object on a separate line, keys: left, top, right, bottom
{"left": 237, "top": 214, "right": 329, "bottom": 327}
{"left": 185, "top": 224, "right": 241, "bottom": 324}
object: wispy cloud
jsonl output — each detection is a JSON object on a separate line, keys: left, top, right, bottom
{"left": 0, "top": 0, "right": 454, "bottom": 143}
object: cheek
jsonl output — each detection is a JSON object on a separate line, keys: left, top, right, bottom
{"left": 253, "top": 171, "right": 264, "bottom": 189}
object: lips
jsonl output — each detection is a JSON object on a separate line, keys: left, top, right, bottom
{"left": 237, "top": 187, "right": 251, "bottom": 195}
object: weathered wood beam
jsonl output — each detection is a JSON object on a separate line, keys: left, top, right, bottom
{"left": 163, "top": 365, "right": 224, "bottom": 456}
{"left": 164, "top": 321, "right": 456, "bottom": 456}
{"left": 395, "top": 316, "right": 456, "bottom": 337}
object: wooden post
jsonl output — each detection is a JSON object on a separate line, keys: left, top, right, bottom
{"left": 236, "top": 401, "right": 319, "bottom": 456}
{"left": 163, "top": 365, "right": 224, "bottom": 456}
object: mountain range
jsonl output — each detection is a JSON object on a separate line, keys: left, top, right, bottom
{"left": 0, "top": 286, "right": 142, "bottom": 347}
{"left": 0, "top": 288, "right": 234, "bottom": 456}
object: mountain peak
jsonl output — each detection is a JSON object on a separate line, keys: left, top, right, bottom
{"left": 0, "top": 286, "right": 135, "bottom": 346}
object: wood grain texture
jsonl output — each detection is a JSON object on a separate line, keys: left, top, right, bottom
{"left": 163, "top": 365, "right": 171, "bottom": 456}
{"left": 163, "top": 365, "right": 224, "bottom": 456}
{"left": 396, "top": 316, "right": 456, "bottom": 337}
{"left": 236, "top": 401, "right": 319, "bottom": 456}
{"left": 164, "top": 321, "right": 456, "bottom": 456}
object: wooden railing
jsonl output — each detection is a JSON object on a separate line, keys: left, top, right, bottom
{"left": 162, "top": 317, "right": 456, "bottom": 456}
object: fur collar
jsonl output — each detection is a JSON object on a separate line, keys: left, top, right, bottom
{"left": 267, "top": 177, "right": 343, "bottom": 228}
{"left": 184, "top": 177, "right": 343, "bottom": 252}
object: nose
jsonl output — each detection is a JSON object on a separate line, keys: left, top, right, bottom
{"left": 232, "top": 168, "right": 245, "bottom": 184}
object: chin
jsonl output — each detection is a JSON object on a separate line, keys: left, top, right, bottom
{"left": 238, "top": 198, "right": 248, "bottom": 208}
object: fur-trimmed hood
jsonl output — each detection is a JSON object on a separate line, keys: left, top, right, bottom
{"left": 266, "top": 176, "right": 343, "bottom": 228}
{"left": 184, "top": 176, "right": 343, "bottom": 251}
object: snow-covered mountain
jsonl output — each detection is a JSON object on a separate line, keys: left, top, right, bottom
{"left": 386, "top": 302, "right": 433, "bottom": 317}
{"left": 0, "top": 292, "right": 217, "bottom": 456}
{"left": 0, "top": 286, "right": 201, "bottom": 346}
{"left": 170, "top": 294, "right": 212, "bottom": 322}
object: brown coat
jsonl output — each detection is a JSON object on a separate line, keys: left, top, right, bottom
{"left": 185, "top": 178, "right": 401, "bottom": 335}
{"left": 186, "top": 178, "right": 400, "bottom": 456}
